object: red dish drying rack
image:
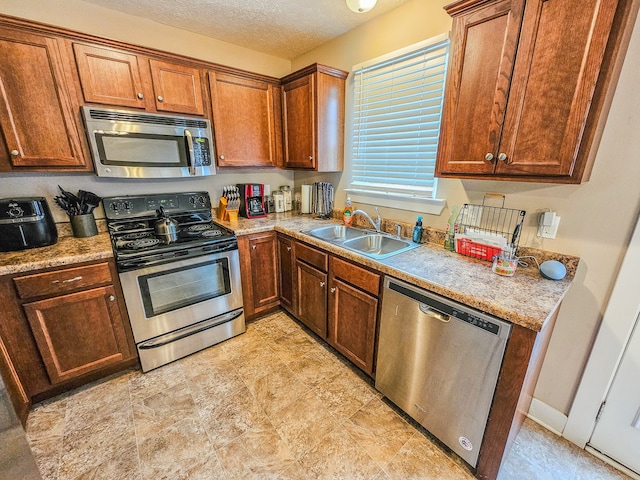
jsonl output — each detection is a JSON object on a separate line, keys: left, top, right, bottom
{"left": 453, "top": 194, "right": 526, "bottom": 261}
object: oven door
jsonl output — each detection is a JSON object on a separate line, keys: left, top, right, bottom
{"left": 119, "top": 249, "right": 243, "bottom": 343}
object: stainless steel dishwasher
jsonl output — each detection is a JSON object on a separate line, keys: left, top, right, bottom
{"left": 375, "top": 277, "right": 512, "bottom": 467}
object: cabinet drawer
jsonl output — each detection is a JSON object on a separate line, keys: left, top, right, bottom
{"left": 330, "top": 256, "right": 380, "bottom": 296}
{"left": 13, "top": 262, "right": 113, "bottom": 300}
{"left": 295, "top": 242, "right": 328, "bottom": 272}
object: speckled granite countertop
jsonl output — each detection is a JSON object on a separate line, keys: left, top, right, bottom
{"left": 0, "top": 233, "right": 113, "bottom": 276}
{"left": 219, "top": 212, "right": 577, "bottom": 332}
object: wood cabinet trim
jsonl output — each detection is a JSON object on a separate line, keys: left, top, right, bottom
{"left": 295, "top": 241, "right": 328, "bottom": 272}
{"left": 330, "top": 256, "right": 380, "bottom": 296}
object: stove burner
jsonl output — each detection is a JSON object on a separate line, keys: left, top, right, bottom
{"left": 185, "top": 224, "right": 214, "bottom": 232}
{"left": 201, "top": 229, "right": 223, "bottom": 238}
{"left": 120, "top": 232, "right": 154, "bottom": 241}
{"left": 110, "top": 221, "right": 148, "bottom": 232}
{"left": 122, "top": 238, "right": 161, "bottom": 250}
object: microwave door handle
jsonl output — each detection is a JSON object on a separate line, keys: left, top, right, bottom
{"left": 184, "top": 129, "right": 196, "bottom": 175}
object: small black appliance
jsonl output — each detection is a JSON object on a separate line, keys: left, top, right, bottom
{"left": 0, "top": 197, "right": 58, "bottom": 252}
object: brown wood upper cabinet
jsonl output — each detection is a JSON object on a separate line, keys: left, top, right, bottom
{"left": 209, "top": 71, "right": 282, "bottom": 167}
{"left": 436, "top": 0, "right": 626, "bottom": 183}
{"left": 281, "top": 64, "right": 348, "bottom": 172}
{"left": 0, "top": 27, "right": 89, "bottom": 172}
{"left": 73, "top": 43, "right": 205, "bottom": 115}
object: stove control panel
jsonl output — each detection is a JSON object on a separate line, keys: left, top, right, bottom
{"left": 104, "top": 192, "right": 212, "bottom": 219}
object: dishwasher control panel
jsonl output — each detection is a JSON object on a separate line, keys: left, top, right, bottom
{"left": 388, "top": 281, "right": 502, "bottom": 335}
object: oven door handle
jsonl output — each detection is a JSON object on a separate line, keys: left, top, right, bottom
{"left": 184, "top": 129, "right": 196, "bottom": 176}
{"left": 138, "top": 308, "right": 244, "bottom": 349}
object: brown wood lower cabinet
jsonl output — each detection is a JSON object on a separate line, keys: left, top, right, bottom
{"left": 277, "top": 234, "right": 296, "bottom": 315}
{"left": 238, "top": 231, "right": 280, "bottom": 320}
{"left": 23, "top": 285, "right": 131, "bottom": 384}
{"left": 0, "top": 258, "right": 136, "bottom": 424}
{"left": 296, "top": 260, "right": 328, "bottom": 338}
{"left": 328, "top": 257, "right": 380, "bottom": 376}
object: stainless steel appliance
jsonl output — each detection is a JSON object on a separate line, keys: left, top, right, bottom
{"left": 0, "top": 197, "right": 58, "bottom": 252}
{"left": 237, "top": 184, "right": 266, "bottom": 218}
{"left": 104, "top": 192, "right": 244, "bottom": 372}
{"left": 376, "top": 277, "right": 511, "bottom": 467}
{"left": 81, "top": 107, "right": 215, "bottom": 178}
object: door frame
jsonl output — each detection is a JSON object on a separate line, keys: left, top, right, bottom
{"left": 564, "top": 211, "right": 640, "bottom": 450}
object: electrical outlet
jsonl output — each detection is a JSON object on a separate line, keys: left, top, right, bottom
{"left": 538, "top": 215, "right": 561, "bottom": 239}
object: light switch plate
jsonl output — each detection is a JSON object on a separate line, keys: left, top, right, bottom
{"left": 539, "top": 215, "right": 561, "bottom": 239}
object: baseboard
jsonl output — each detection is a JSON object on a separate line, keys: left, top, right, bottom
{"left": 527, "top": 398, "right": 568, "bottom": 436}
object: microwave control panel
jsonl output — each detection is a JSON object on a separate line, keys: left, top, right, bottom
{"left": 192, "top": 138, "right": 212, "bottom": 167}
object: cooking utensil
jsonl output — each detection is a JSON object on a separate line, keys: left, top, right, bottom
{"left": 78, "top": 190, "right": 102, "bottom": 214}
{"left": 154, "top": 206, "right": 179, "bottom": 243}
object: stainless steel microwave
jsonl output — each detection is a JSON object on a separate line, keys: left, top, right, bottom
{"left": 81, "top": 107, "right": 215, "bottom": 178}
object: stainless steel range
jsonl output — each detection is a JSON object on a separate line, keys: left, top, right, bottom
{"left": 104, "top": 192, "right": 245, "bottom": 372}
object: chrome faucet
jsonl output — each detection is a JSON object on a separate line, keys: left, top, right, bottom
{"left": 352, "top": 207, "right": 381, "bottom": 232}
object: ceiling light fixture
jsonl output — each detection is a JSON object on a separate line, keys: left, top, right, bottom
{"left": 346, "top": 0, "right": 378, "bottom": 13}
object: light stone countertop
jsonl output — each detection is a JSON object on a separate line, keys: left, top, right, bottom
{"left": 0, "top": 233, "right": 114, "bottom": 276}
{"left": 219, "top": 212, "right": 576, "bottom": 332}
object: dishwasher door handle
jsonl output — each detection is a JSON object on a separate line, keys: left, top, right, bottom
{"left": 419, "top": 304, "right": 451, "bottom": 322}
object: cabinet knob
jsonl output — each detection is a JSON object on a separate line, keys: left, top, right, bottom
{"left": 286, "top": 246, "right": 291, "bottom": 251}
{"left": 137, "top": 92, "right": 144, "bottom": 99}
{"left": 219, "top": 155, "right": 225, "bottom": 160}
{"left": 330, "top": 287, "right": 336, "bottom": 293}
{"left": 484, "top": 153, "right": 494, "bottom": 162}
{"left": 320, "top": 281, "right": 325, "bottom": 287}
{"left": 498, "top": 152, "right": 508, "bottom": 162}
{"left": 10, "top": 150, "right": 19, "bottom": 157}
{"left": 252, "top": 245, "right": 256, "bottom": 250}
{"left": 157, "top": 95, "right": 164, "bottom": 102}
{"left": 308, "top": 156, "right": 313, "bottom": 161}
{"left": 109, "top": 295, "right": 115, "bottom": 302}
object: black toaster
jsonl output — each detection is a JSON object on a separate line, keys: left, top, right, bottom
{"left": 0, "top": 197, "right": 58, "bottom": 252}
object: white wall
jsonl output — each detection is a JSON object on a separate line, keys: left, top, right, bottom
{"left": 292, "top": 0, "right": 640, "bottom": 416}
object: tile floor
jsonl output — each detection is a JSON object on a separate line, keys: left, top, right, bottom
{"left": 26, "top": 311, "right": 632, "bottom": 480}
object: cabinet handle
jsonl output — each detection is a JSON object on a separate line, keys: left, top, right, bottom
{"left": 137, "top": 92, "right": 144, "bottom": 99}
{"left": 484, "top": 153, "right": 494, "bottom": 162}
{"left": 498, "top": 153, "right": 508, "bottom": 162}
{"left": 53, "top": 276, "right": 82, "bottom": 284}
{"left": 10, "top": 150, "right": 19, "bottom": 157}
{"left": 108, "top": 295, "right": 115, "bottom": 302}
{"left": 252, "top": 245, "right": 256, "bottom": 249}
{"left": 320, "top": 281, "right": 325, "bottom": 287}
{"left": 157, "top": 95, "right": 164, "bottom": 102}
{"left": 219, "top": 155, "right": 225, "bottom": 160}
{"left": 330, "top": 287, "right": 336, "bottom": 293}
{"left": 286, "top": 246, "right": 291, "bottom": 251}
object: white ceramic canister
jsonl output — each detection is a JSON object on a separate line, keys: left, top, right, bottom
{"left": 281, "top": 185, "right": 292, "bottom": 211}
{"left": 273, "top": 190, "right": 285, "bottom": 213}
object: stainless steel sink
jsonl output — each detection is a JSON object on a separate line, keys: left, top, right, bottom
{"left": 303, "top": 225, "right": 369, "bottom": 242}
{"left": 342, "top": 234, "right": 419, "bottom": 259}
{"left": 302, "top": 225, "right": 420, "bottom": 259}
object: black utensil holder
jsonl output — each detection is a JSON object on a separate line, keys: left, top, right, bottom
{"left": 71, "top": 214, "right": 98, "bottom": 238}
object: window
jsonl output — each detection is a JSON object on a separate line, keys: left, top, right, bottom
{"left": 348, "top": 33, "right": 449, "bottom": 213}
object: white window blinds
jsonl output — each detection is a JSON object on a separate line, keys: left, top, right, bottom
{"left": 350, "top": 34, "right": 449, "bottom": 198}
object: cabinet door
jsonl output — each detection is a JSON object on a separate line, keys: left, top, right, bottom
{"left": 209, "top": 71, "right": 280, "bottom": 167}
{"left": 23, "top": 286, "right": 132, "bottom": 384}
{"left": 73, "top": 43, "right": 147, "bottom": 109}
{"left": 282, "top": 74, "right": 316, "bottom": 169}
{"left": 496, "top": 0, "right": 618, "bottom": 177}
{"left": 277, "top": 234, "right": 296, "bottom": 315}
{"left": 296, "top": 260, "right": 327, "bottom": 338}
{"left": 149, "top": 59, "right": 205, "bottom": 115}
{"left": 238, "top": 232, "right": 280, "bottom": 319}
{"left": 436, "top": 0, "right": 525, "bottom": 175}
{"left": 328, "top": 277, "right": 378, "bottom": 376}
{"left": 0, "top": 30, "right": 87, "bottom": 170}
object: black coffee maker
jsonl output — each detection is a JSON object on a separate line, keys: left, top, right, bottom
{"left": 237, "top": 184, "right": 266, "bottom": 218}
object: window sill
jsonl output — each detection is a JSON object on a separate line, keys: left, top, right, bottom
{"left": 345, "top": 189, "right": 446, "bottom": 215}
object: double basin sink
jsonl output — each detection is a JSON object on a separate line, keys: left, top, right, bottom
{"left": 301, "top": 225, "right": 421, "bottom": 260}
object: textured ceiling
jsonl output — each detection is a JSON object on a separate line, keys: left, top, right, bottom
{"left": 79, "top": 0, "right": 410, "bottom": 59}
